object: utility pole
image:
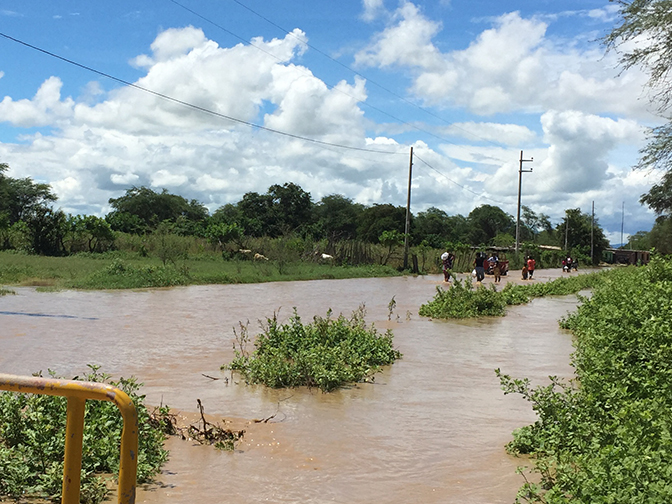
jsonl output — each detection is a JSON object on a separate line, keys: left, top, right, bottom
{"left": 403, "top": 146, "right": 413, "bottom": 270}
{"left": 621, "top": 201, "right": 625, "bottom": 248}
{"left": 515, "top": 150, "right": 533, "bottom": 254}
{"left": 591, "top": 201, "right": 594, "bottom": 265}
{"left": 564, "top": 212, "right": 569, "bottom": 251}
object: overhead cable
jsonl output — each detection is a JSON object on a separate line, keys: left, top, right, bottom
{"left": 0, "top": 31, "right": 401, "bottom": 155}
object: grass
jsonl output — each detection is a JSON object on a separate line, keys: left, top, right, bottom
{"left": 0, "top": 251, "right": 401, "bottom": 290}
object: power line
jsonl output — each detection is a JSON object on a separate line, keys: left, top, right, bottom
{"left": 166, "top": 0, "right": 481, "bottom": 149}
{"left": 0, "top": 31, "right": 402, "bottom": 155}
{"left": 413, "top": 152, "right": 509, "bottom": 207}
{"left": 224, "top": 0, "right": 505, "bottom": 147}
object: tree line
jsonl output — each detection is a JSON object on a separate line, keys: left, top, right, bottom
{"left": 0, "top": 162, "right": 620, "bottom": 262}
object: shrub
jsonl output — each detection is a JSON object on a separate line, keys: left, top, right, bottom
{"left": 419, "top": 279, "right": 506, "bottom": 318}
{"left": 498, "top": 257, "right": 672, "bottom": 502}
{"left": 225, "top": 307, "right": 402, "bottom": 392}
{"left": 0, "top": 366, "right": 168, "bottom": 504}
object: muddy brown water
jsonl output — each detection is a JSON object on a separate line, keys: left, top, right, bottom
{"left": 0, "top": 269, "right": 588, "bottom": 503}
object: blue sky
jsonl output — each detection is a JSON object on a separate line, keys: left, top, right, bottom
{"left": 0, "top": 0, "right": 663, "bottom": 244}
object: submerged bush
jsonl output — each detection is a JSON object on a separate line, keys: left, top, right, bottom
{"left": 226, "top": 307, "right": 402, "bottom": 392}
{"left": 420, "top": 270, "right": 611, "bottom": 319}
{"left": 419, "top": 279, "right": 506, "bottom": 318}
{"left": 498, "top": 257, "right": 672, "bottom": 502}
{"left": 0, "top": 365, "right": 168, "bottom": 504}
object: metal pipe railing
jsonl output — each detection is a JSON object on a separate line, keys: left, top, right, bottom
{"left": 0, "top": 373, "right": 138, "bottom": 504}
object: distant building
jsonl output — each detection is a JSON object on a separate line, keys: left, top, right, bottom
{"left": 603, "top": 248, "right": 650, "bottom": 265}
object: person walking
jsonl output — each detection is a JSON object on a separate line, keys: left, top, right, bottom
{"left": 441, "top": 251, "right": 454, "bottom": 283}
{"left": 474, "top": 252, "right": 485, "bottom": 282}
{"left": 526, "top": 256, "right": 536, "bottom": 279}
{"left": 493, "top": 260, "right": 501, "bottom": 284}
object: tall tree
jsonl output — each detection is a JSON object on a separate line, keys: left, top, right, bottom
{"left": 604, "top": 1, "right": 672, "bottom": 216}
{"left": 107, "top": 187, "right": 208, "bottom": 233}
{"left": 314, "top": 194, "right": 363, "bottom": 241}
{"left": 466, "top": 205, "right": 515, "bottom": 245}
{"left": 556, "top": 208, "right": 609, "bottom": 263}
{"left": 357, "top": 204, "right": 407, "bottom": 243}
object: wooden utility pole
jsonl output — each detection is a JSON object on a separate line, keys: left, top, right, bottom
{"left": 591, "top": 201, "right": 594, "bottom": 265}
{"left": 515, "top": 150, "right": 533, "bottom": 254}
{"left": 403, "top": 146, "right": 413, "bottom": 270}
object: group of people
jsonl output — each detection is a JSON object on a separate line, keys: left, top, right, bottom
{"left": 441, "top": 250, "right": 536, "bottom": 284}
{"left": 562, "top": 256, "right": 578, "bottom": 272}
{"left": 521, "top": 256, "right": 536, "bottom": 280}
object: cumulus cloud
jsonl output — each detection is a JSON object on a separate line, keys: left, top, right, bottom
{"left": 361, "top": 0, "right": 385, "bottom": 22}
{"left": 0, "top": 76, "right": 74, "bottom": 127}
{"left": 356, "top": 6, "right": 652, "bottom": 118}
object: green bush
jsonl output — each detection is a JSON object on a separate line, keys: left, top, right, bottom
{"left": 420, "top": 270, "right": 610, "bottom": 319}
{"left": 498, "top": 257, "right": 672, "bottom": 503}
{"left": 419, "top": 279, "right": 506, "bottom": 318}
{"left": 0, "top": 365, "right": 168, "bottom": 504}
{"left": 225, "top": 307, "right": 402, "bottom": 392}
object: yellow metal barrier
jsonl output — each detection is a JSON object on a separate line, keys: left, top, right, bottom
{"left": 0, "top": 373, "right": 138, "bottom": 504}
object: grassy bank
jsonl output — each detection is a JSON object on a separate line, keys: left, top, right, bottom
{"left": 497, "top": 256, "right": 672, "bottom": 502}
{"left": 0, "top": 251, "right": 401, "bottom": 290}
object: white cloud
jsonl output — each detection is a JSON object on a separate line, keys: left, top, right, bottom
{"left": 0, "top": 76, "right": 74, "bottom": 127}
{"left": 361, "top": 0, "right": 385, "bottom": 22}
{"left": 356, "top": 7, "right": 652, "bottom": 118}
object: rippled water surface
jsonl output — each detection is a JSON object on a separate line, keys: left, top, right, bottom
{"left": 0, "top": 270, "right": 582, "bottom": 503}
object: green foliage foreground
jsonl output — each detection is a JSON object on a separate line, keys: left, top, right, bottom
{"left": 0, "top": 366, "right": 168, "bottom": 504}
{"left": 419, "top": 271, "right": 610, "bottom": 319}
{"left": 225, "top": 307, "right": 402, "bottom": 392}
{"left": 497, "top": 257, "right": 672, "bottom": 503}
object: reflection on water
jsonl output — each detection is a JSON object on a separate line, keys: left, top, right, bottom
{"left": 0, "top": 271, "right": 582, "bottom": 503}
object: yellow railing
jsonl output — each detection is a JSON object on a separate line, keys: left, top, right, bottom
{"left": 0, "top": 373, "right": 138, "bottom": 504}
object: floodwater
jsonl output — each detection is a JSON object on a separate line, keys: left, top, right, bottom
{"left": 0, "top": 269, "right": 585, "bottom": 504}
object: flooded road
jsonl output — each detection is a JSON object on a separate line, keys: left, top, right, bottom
{"left": 0, "top": 270, "right": 584, "bottom": 503}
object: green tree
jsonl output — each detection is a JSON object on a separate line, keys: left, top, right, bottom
{"left": 314, "top": 194, "right": 363, "bottom": 241}
{"left": 521, "top": 205, "right": 552, "bottom": 242}
{"left": 556, "top": 208, "right": 609, "bottom": 264}
{"left": 378, "top": 229, "right": 405, "bottom": 265}
{"left": 236, "top": 191, "right": 273, "bottom": 237}
{"left": 604, "top": 1, "right": 672, "bottom": 219}
{"left": 357, "top": 204, "right": 407, "bottom": 243}
{"left": 66, "top": 215, "right": 116, "bottom": 253}
{"left": 466, "top": 205, "right": 515, "bottom": 245}
{"left": 411, "top": 207, "right": 469, "bottom": 247}
{"left": 267, "top": 182, "right": 314, "bottom": 236}
{"left": 0, "top": 163, "right": 58, "bottom": 225}
{"left": 107, "top": 187, "right": 208, "bottom": 233}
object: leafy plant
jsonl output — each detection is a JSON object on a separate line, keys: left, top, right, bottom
{"left": 498, "top": 257, "right": 672, "bottom": 502}
{"left": 225, "top": 306, "right": 402, "bottom": 392}
{"left": 0, "top": 365, "right": 169, "bottom": 504}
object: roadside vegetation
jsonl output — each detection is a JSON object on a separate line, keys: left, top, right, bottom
{"left": 497, "top": 256, "right": 672, "bottom": 502}
{"left": 418, "top": 270, "right": 610, "bottom": 319}
{"left": 2, "top": 161, "right": 636, "bottom": 290}
{"left": 225, "top": 306, "right": 402, "bottom": 392}
{"left": 0, "top": 366, "right": 168, "bottom": 504}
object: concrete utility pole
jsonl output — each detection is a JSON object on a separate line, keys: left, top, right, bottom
{"left": 515, "top": 150, "right": 533, "bottom": 254}
{"left": 403, "top": 146, "right": 413, "bottom": 270}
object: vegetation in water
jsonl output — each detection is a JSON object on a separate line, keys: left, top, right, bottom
{"left": 419, "top": 270, "right": 611, "bottom": 319}
{"left": 418, "top": 278, "right": 506, "bottom": 318}
{"left": 0, "top": 365, "right": 169, "bottom": 504}
{"left": 497, "top": 256, "right": 672, "bottom": 502}
{"left": 225, "top": 306, "right": 402, "bottom": 392}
